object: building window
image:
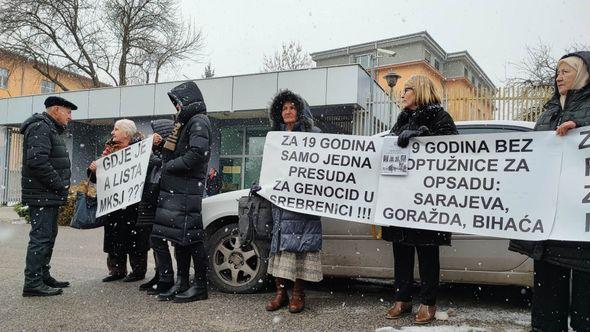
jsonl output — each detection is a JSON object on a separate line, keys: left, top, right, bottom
{"left": 355, "top": 54, "right": 373, "bottom": 69}
{"left": 424, "top": 50, "right": 432, "bottom": 64}
{"left": 40, "top": 80, "right": 56, "bottom": 93}
{"left": 219, "top": 126, "right": 268, "bottom": 192}
{"left": 434, "top": 59, "right": 441, "bottom": 71}
{"left": 464, "top": 67, "right": 469, "bottom": 78}
{"left": 0, "top": 68, "right": 8, "bottom": 89}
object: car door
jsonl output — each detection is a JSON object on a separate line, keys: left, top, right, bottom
{"left": 321, "top": 123, "right": 533, "bottom": 280}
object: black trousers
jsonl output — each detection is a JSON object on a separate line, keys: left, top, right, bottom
{"left": 174, "top": 242, "right": 207, "bottom": 283}
{"left": 392, "top": 243, "right": 440, "bottom": 306}
{"left": 532, "top": 260, "right": 590, "bottom": 332}
{"left": 24, "top": 206, "right": 60, "bottom": 288}
{"left": 151, "top": 236, "right": 174, "bottom": 283}
{"left": 106, "top": 252, "right": 147, "bottom": 276}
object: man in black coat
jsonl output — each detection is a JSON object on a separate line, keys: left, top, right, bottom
{"left": 20, "top": 96, "right": 76, "bottom": 297}
{"left": 152, "top": 81, "right": 212, "bottom": 303}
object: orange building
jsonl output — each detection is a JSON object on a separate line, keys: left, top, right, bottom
{"left": 0, "top": 49, "right": 95, "bottom": 99}
{"left": 311, "top": 31, "right": 496, "bottom": 120}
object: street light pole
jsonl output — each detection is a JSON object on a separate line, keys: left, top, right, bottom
{"left": 383, "top": 70, "right": 401, "bottom": 125}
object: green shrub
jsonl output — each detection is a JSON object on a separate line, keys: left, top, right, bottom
{"left": 13, "top": 202, "right": 31, "bottom": 223}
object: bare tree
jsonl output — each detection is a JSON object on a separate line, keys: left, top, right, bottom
{"left": 507, "top": 40, "right": 589, "bottom": 88}
{"left": 0, "top": 0, "right": 204, "bottom": 88}
{"left": 202, "top": 62, "right": 215, "bottom": 78}
{"left": 262, "top": 41, "right": 313, "bottom": 72}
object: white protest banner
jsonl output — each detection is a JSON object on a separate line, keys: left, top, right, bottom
{"left": 257, "top": 129, "right": 590, "bottom": 241}
{"left": 552, "top": 127, "right": 590, "bottom": 241}
{"left": 96, "top": 136, "right": 153, "bottom": 217}
{"left": 375, "top": 132, "right": 562, "bottom": 241}
{"left": 258, "top": 132, "right": 382, "bottom": 224}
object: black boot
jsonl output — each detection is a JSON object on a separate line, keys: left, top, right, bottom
{"left": 23, "top": 284, "right": 63, "bottom": 297}
{"left": 157, "top": 246, "right": 190, "bottom": 301}
{"left": 139, "top": 272, "right": 159, "bottom": 291}
{"left": 147, "top": 280, "right": 174, "bottom": 295}
{"left": 173, "top": 279, "right": 208, "bottom": 303}
{"left": 156, "top": 277, "right": 189, "bottom": 301}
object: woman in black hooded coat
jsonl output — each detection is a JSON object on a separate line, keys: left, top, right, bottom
{"left": 509, "top": 51, "right": 590, "bottom": 332}
{"left": 152, "top": 81, "right": 212, "bottom": 303}
{"left": 383, "top": 75, "right": 458, "bottom": 325}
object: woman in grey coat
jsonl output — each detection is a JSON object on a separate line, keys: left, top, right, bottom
{"left": 265, "top": 90, "right": 322, "bottom": 314}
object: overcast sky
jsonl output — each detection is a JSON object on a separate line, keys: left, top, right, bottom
{"left": 172, "top": 0, "right": 590, "bottom": 85}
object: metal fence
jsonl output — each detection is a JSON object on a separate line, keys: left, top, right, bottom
{"left": 1, "top": 128, "right": 22, "bottom": 205}
{"left": 359, "top": 86, "right": 554, "bottom": 136}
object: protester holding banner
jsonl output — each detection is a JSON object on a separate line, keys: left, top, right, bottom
{"left": 382, "top": 75, "right": 458, "bottom": 324}
{"left": 151, "top": 81, "right": 211, "bottom": 303}
{"left": 509, "top": 51, "right": 590, "bottom": 332}
{"left": 137, "top": 119, "right": 175, "bottom": 293}
{"left": 264, "top": 90, "right": 323, "bottom": 314}
{"left": 88, "top": 119, "right": 150, "bottom": 282}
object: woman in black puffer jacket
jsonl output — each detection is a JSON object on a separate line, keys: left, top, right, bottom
{"left": 151, "top": 81, "right": 212, "bottom": 303}
{"left": 509, "top": 51, "right": 590, "bottom": 332}
{"left": 383, "top": 75, "right": 458, "bottom": 325}
{"left": 264, "top": 90, "right": 322, "bottom": 314}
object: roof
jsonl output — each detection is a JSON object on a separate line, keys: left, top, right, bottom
{"left": 310, "top": 31, "right": 495, "bottom": 89}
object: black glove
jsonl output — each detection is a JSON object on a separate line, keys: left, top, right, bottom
{"left": 397, "top": 126, "right": 430, "bottom": 148}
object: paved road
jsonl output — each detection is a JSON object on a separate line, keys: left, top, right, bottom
{"left": 0, "top": 210, "right": 532, "bottom": 331}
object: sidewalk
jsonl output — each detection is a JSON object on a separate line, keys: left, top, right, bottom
{"left": 0, "top": 206, "right": 21, "bottom": 221}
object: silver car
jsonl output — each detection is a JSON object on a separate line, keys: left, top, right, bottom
{"left": 201, "top": 120, "right": 536, "bottom": 293}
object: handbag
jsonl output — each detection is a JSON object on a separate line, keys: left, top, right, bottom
{"left": 70, "top": 180, "right": 103, "bottom": 229}
{"left": 238, "top": 188, "right": 273, "bottom": 247}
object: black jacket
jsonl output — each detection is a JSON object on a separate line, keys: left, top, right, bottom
{"left": 269, "top": 90, "right": 322, "bottom": 254}
{"left": 20, "top": 112, "right": 71, "bottom": 206}
{"left": 136, "top": 119, "right": 174, "bottom": 227}
{"left": 509, "top": 51, "right": 590, "bottom": 272}
{"left": 152, "top": 82, "right": 212, "bottom": 245}
{"left": 382, "top": 103, "right": 458, "bottom": 246}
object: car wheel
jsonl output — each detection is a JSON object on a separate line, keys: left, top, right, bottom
{"left": 207, "top": 223, "right": 270, "bottom": 293}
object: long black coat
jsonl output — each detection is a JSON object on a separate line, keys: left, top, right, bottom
{"left": 382, "top": 103, "right": 458, "bottom": 246}
{"left": 136, "top": 119, "right": 174, "bottom": 227}
{"left": 20, "top": 113, "right": 71, "bottom": 206}
{"left": 509, "top": 51, "right": 590, "bottom": 272}
{"left": 268, "top": 90, "right": 322, "bottom": 254}
{"left": 152, "top": 82, "right": 211, "bottom": 246}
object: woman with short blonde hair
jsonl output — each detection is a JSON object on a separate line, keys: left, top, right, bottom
{"left": 383, "top": 75, "right": 457, "bottom": 324}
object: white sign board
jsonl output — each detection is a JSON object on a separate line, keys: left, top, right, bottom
{"left": 96, "top": 136, "right": 153, "bottom": 217}
{"left": 257, "top": 129, "right": 590, "bottom": 241}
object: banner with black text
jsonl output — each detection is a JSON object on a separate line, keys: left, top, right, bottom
{"left": 96, "top": 136, "right": 153, "bottom": 217}
{"left": 257, "top": 129, "right": 590, "bottom": 241}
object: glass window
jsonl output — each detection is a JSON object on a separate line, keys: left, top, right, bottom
{"left": 220, "top": 127, "right": 243, "bottom": 155}
{"left": 244, "top": 157, "right": 263, "bottom": 188}
{"left": 245, "top": 127, "right": 268, "bottom": 155}
{"left": 424, "top": 50, "right": 431, "bottom": 63}
{"left": 434, "top": 59, "right": 440, "bottom": 71}
{"left": 219, "top": 157, "right": 242, "bottom": 193}
{"left": 355, "top": 54, "right": 373, "bottom": 69}
{"left": 40, "top": 80, "right": 55, "bottom": 93}
{"left": 464, "top": 67, "right": 469, "bottom": 78}
{"left": 0, "top": 68, "right": 8, "bottom": 89}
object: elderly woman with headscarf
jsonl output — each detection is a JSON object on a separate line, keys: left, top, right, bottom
{"left": 88, "top": 119, "right": 152, "bottom": 282}
{"left": 264, "top": 89, "right": 322, "bottom": 314}
{"left": 509, "top": 51, "right": 590, "bottom": 332}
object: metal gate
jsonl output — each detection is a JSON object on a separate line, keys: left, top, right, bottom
{"left": 0, "top": 127, "right": 23, "bottom": 205}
